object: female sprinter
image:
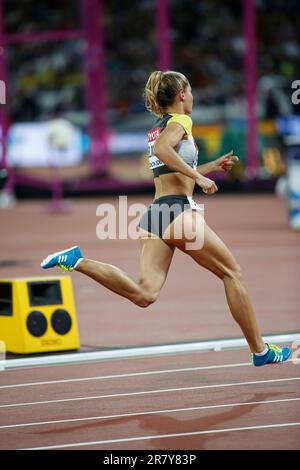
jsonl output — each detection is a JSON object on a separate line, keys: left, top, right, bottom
{"left": 41, "top": 70, "right": 291, "bottom": 366}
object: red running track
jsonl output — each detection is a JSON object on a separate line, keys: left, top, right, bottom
{"left": 0, "top": 348, "right": 299, "bottom": 450}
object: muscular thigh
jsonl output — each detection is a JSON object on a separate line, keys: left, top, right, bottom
{"left": 166, "top": 212, "right": 239, "bottom": 279}
{"left": 138, "top": 229, "right": 175, "bottom": 292}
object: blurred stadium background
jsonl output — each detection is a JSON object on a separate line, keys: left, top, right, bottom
{"left": 0, "top": 0, "right": 299, "bottom": 202}
{"left": 0, "top": 3, "right": 300, "bottom": 452}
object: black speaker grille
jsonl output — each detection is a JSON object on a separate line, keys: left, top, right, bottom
{"left": 27, "top": 311, "right": 48, "bottom": 337}
{"left": 51, "top": 309, "right": 72, "bottom": 335}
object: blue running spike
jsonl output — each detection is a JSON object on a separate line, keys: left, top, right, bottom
{"left": 41, "top": 246, "right": 83, "bottom": 272}
{"left": 252, "top": 343, "right": 292, "bottom": 366}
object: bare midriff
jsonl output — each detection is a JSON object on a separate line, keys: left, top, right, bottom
{"left": 153, "top": 172, "right": 196, "bottom": 200}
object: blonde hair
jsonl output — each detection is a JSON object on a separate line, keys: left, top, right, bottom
{"left": 144, "top": 70, "right": 189, "bottom": 118}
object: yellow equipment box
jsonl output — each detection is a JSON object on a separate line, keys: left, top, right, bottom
{"left": 0, "top": 276, "right": 80, "bottom": 354}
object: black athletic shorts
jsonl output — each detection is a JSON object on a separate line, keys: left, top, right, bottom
{"left": 138, "top": 194, "right": 202, "bottom": 239}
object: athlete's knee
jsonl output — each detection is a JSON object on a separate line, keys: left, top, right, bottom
{"left": 133, "top": 287, "right": 159, "bottom": 308}
{"left": 222, "top": 263, "right": 243, "bottom": 282}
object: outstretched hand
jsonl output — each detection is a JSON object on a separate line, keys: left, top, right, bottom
{"left": 214, "top": 150, "right": 239, "bottom": 172}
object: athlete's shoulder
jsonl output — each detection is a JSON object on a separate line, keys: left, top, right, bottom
{"left": 166, "top": 113, "right": 193, "bottom": 135}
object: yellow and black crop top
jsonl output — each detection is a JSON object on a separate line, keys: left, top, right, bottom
{"left": 147, "top": 113, "right": 198, "bottom": 177}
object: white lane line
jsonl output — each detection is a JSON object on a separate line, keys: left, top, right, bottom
{"left": 1, "top": 377, "right": 299, "bottom": 409}
{"left": 1, "top": 397, "right": 299, "bottom": 430}
{"left": 0, "top": 358, "right": 297, "bottom": 390}
{"left": 22, "top": 422, "right": 300, "bottom": 450}
{"left": 0, "top": 361, "right": 254, "bottom": 389}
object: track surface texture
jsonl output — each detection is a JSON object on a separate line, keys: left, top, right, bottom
{"left": 0, "top": 194, "right": 299, "bottom": 449}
